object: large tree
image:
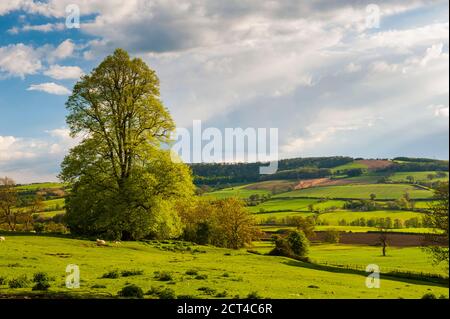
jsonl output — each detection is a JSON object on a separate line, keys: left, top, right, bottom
{"left": 60, "top": 49, "right": 194, "bottom": 240}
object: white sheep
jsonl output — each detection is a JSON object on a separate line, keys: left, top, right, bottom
{"left": 0, "top": 236, "right": 5, "bottom": 242}
{"left": 96, "top": 239, "right": 107, "bottom": 246}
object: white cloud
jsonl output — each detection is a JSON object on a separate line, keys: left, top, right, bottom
{"left": 0, "top": 43, "right": 42, "bottom": 78}
{"left": 0, "top": 129, "right": 81, "bottom": 183}
{"left": 27, "top": 82, "right": 71, "bottom": 95}
{"left": 8, "top": 22, "right": 65, "bottom": 34}
{"left": 50, "top": 39, "right": 75, "bottom": 61}
{"left": 44, "top": 64, "right": 84, "bottom": 80}
{"left": 429, "top": 104, "right": 450, "bottom": 117}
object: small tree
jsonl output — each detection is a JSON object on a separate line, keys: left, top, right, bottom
{"left": 287, "top": 230, "right": 309, "bottom": 257}
{"left": 423, "top": 182, "right": 449, "bottom": 268}
{"left": 370, "top": 193, "right": 377, "bottom": 201}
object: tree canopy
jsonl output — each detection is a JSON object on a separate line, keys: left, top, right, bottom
{"left": 60, "top": 49, "right": 194, "bottom": 240}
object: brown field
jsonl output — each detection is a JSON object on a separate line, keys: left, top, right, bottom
{"left": 244, "top": 180, "right": 297, "bottom": 193}
{"left": 313, "top": 232, "right": 445, "bottom": 247}
{"left": 355, "top": 159, "right": 393, "bottom": 170}
{"left": 294, "top": 177, "right": 355, "bottom": 190}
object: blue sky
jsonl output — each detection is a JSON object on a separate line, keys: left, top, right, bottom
{"left": 0, "top": 0, "right": 449, "bottom": 183}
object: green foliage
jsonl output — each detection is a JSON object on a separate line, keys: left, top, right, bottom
{"left": 118, "top": 284, "right": 144, "bottom": 298}
{"left": 421, "top": 292, "right": 437, "bottom": 299}
{"left": 246, "top": 291, "right": 262, "bottom": 299}
{"left": 287, "top": 230, "right": 309, "bottom": 257}
{"left": 423, "top": 182, "right": 449, "bottom": 267}
{"left": 154, "top": 271, "right": 173, "bottom": 281}
{"left": 32, "top": 281, "right": 50, "bottom": 291}
{"left": 180, "top": 197, "right": 259, "bottom": 249}
{"left": 270, "top": 230, "right": 310, "bottom": 259}
{"left": 8, "top": 275, "right": 30, "bottom": 288}
{"left": 101, "top": 270, "right": 121, "bottom": 279}
{"left": 0, "top": 276, "right": 7, "bottom": 285}
{"left": 121, "top": 269, "right": 144, "bottom": 277}
{"left": 33, "top": 272, "right": 51, "bottom": 283}
{"left": 60, "top": 49, "right": 194, "bottom": 240}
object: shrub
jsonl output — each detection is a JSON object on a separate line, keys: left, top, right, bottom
{"left": 33, "top": 272, "right": 51, "bottom": 283}
{"left": 0, "top": 276, "right": 7, "bottom": 285}
{"left": 198, "top": 287, "right": 216, "bottom": 295}
{"left": 422, "top": 293, "right": 437, "bottom": 299}
{"left": 195, "top": 274, "right": 208, "bottom": 280}
{"left": 32, "top": 281, "right": 50, "bottom": 291}
{"left": 9, "top": 275, "right": 30, "bottom": 288}
{"left": 269, "top": 236, "right": 293, "bottom": 257}
{"left": 287, "top": 230, "right": 309, "bottom": 257}
{"left": 177, "top": 294, "right": 196, "bottom": 299}
{"left": 185, "top": 269, "right": 198, "bottom": 276}
{"left": 246, "top": 291, "right": 262, "bottom": 299}
{"left": 102, "top": 270, "right": 121, "bottom": 279}
{"left": 121, "top": 269, "right": 144, "bottom": 277}
{"left": 215, "top": 291, "right": 228, "bottom": 298}
{"left": 118, "top": 284, "right": 144, "bottom": 298}
{"left": 154, "top": 271, "right": 173, "bottom": 281}
{"left": 158, "top": 288, "right": 176, "bottom": 299}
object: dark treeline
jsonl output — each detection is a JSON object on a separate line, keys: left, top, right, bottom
{"left": 191, "top": 156, "right": 352, "bottom": 185}
{"left": 377, "top": 160, "right": 449, "bottom": 173}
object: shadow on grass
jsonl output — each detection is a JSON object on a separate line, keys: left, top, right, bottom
{"left": 282, "top": 259, "right": 449, "bottom": 288}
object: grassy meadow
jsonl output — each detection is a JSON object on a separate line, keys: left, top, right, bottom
{"left": 0, "top": 235, "right": 447, "bottom": 299}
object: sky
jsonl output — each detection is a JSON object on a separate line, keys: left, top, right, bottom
{"left": 0, "top": 0, "right": 449, "bottom": 183}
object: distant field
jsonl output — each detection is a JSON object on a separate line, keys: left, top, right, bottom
{"left": 36, "top": 210, "right": 66, "bottom": 218}
{"left": 1, "top": 236, "right": 446, "bottom": 298}
{"left": 389, "top": 171, "right": 448, "bottom": 183}
{"left": 251, "top": 242, "right": 447, "bottom": 277}
{"left": 318, "top": 210, "right": 423, "bottom": 225}
{"left": 260, "top": 225, "right": 438, "bottom": 234}
{"left": 15, "top": 182, "right": 64, "bottom": 191}
{"left": 243, "top": 180, "right": 297, "bottom": 193}
{"left": 331, "top": 161, "right": 368, "bottom": 173}
{"left": 254, "top": 211, "right": 314, "bottom": 222}
{"left": 274, "top": 184, "right": 433, "bottom": 200}
{"left": 309, "top": 244, "right": 448, "bottom": 277}
{"left": 248, "top": 198, "right": 317, "bottom": 213}
{"left": 42, "top": 198, "right": 65, "bottom": 210}
{"left": 204, "top": 185, "right": 271, "bottom": 199}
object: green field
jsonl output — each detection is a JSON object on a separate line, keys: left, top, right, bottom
{"left": 317, "top": 210, "right": 423, "bottom": 225}
{"left": 388, "top": 171, "right": 448, "bottom": 183}
{"left": 42, "top": 198, "right": 65, "bottom": 210}
{"left": 274, "top": 184, "right": 433, "bottom": 200}
{"left": 331, "top": 161, "right": 368, "bottom": 173}
{"left": 0, "top": 235, "right": 447, "bottom": 299}
{"left": 15, "top": 183, "right": 64, "bottom": 191}
{"left": 309, "top": 244, "right": 448, "bottom": 276}
{"left": 249, "top": 199, "right": 345, "bottom": 214}
{"left": 204, "top": 185, "right": 271, "bottom": 199}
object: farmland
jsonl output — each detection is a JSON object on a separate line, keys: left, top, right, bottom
{"left": 273, "top": 184, "right": 433, "bottom": 200}
{"left": 1, "top": 157, "right": 448, "bottom": 299}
